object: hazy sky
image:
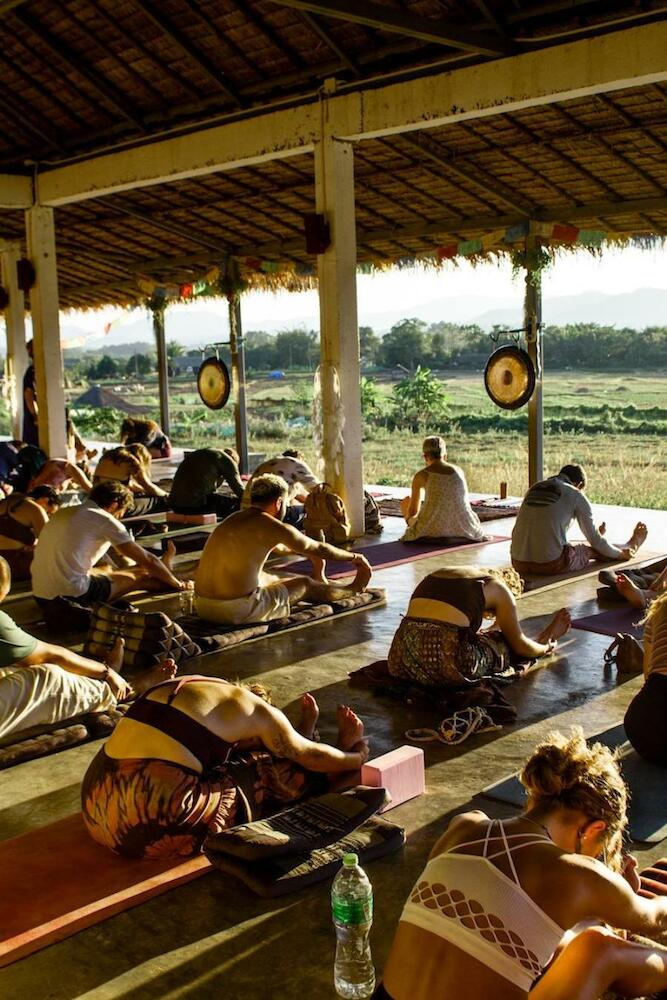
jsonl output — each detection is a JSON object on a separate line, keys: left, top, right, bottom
{"left": 13, "top": 242, "right": 667, "bottom": 341}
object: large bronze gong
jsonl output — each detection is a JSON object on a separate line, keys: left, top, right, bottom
{"left": 484, "top": 346, "right": 536, "bottom": 410}
{"left": 197, "top": 357, "right": 231, "bottom": 410}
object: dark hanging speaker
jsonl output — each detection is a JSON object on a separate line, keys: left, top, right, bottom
{"left": 484, "top": 345, "right": 536, "bottom": 410}
{"left": 303, "top": 213, "right": 331, "bottom": 255}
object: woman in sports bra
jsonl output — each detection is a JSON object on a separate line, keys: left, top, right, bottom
{"left": 388, "top": 566, "right": 571, "bottom": 687}
{"left": 376, "top": 729, "right": 667, "bottom": 1000}
{"left": 0, "top": 486, "right": 61, "bottom": 580}
{"left": 93, "top": 445, "right": 167, "bottom": 516}
{"left": 81, "top": 676, "right": 369, "bottom": 860}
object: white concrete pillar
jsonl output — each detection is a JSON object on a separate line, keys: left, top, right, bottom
{"left": 314, "top": 134, "right": 364, "bottom": 535}
{"left": 25, "top": 206, "right": 68, "bottom": 457}
{"left": 0, "top": 243, "right": 28, "bottom": 439}
{"left": 524, "top": 225, "right": 544, "bottom": 485}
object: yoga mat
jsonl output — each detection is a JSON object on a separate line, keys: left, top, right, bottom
{"left": 0, "top": 813, "right": 211, "bottom": 967}
{"left": 572, "top": 605, "right": 644, "bottom": 640}
{"left": 482, "top": 725, "right": 667, "bottom": 844}
{"left": 278, "top": 535, "right": 508, "bottom": 579}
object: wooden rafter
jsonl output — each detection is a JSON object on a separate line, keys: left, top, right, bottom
{"left": 267, "top": 0, "right": 510, "bottom": 55}
{"left": 14, "top": 10, "right": 147, "bottom": 131}
{"left": 130, "top": 0, "right": 243, "bottom": 107}
{"left": 298, "top": 11, "right": 360, "bottom": 75}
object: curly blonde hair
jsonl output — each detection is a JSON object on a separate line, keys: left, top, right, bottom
{"left": 431, "top": 565, "right": 524, "bottom": 598}
{"left": 520, "top": 728, "right": 628, "bottom": 870}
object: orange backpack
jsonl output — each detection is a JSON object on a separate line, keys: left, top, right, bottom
{"left": 303, "top": 484, "right": 351, "bottom": 544}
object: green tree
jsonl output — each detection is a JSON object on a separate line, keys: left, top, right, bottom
{"left": 359, "top": 326, "right": 381, "bottom": 365}
{"left": 166, "top": 340, "right": 185, "bottom": 360}
{"left": 125, "top": 353, "right": 154, "bottom": 376}
{"left": 378, "top": 318, "right": 429, "bottom": 370}
{"left": 392, "top": 365, "right": 449, "bottom": 430}
{"left": 274, "top": 328, "right": 318, "bottom": 370}
{"left": 360, "top": 376, "right": 382, "bottom": 420}
{"left": 88, "top": 354, "right": 120, "bottom": 379}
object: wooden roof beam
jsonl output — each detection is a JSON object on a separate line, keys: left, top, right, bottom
{"left": 299, "top": 11, "right": 360, "bottom": 76}
{"left": 36, "top": 21, "right": 667, "bottom": 206}
{"left": 0, "top": 174, "right": 32, "bottom": 209}
{"left": 15, "top": 11, "right": 147, "bottom": 131}
{"left": 130, "top": 0, "right": 243, "bottom": 108}
{"left": 267, "top": 0, "right": 510, "bottom": 55}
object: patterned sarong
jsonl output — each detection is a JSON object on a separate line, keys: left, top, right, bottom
{"left": 81, "top": 748, "right": 320, "bottom": 859}
{"left": 387, "top": 619, "right": 516, "bottom": 688}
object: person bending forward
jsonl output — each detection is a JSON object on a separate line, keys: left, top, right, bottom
{"left": 194, "top": 474, "right": 371, "bottom": 626}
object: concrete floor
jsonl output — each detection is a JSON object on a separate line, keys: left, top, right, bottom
{"left": 0, "top": 502, "right": 665, "bottom": 1000}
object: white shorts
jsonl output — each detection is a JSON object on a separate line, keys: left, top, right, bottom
{"left": 0, "top": 664, "right": 116, "bottom": 742}
{"left": 195, "top": 585, "right": 291, "bottom": 626}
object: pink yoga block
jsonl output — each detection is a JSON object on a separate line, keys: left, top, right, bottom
{"left": 166, "top": 512, "right": 217, "bottom": 525}
{"left": 361, "top": 746, "right": 425, "bottom": 812}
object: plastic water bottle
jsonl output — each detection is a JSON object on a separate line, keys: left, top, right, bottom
{"left": 331, "top": 853, "right": 375, "bottom": 999}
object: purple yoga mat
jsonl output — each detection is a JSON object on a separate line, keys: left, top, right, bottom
{"left": 276, "top": 535, "right": 508, "bottom": 579}
{"left": 572, "top": 605, "right": 644, "bottom": 640}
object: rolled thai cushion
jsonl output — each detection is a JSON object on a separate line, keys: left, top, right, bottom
{"left": 84, "top": 604, "right": 202, "bottom": 672}
{"left": 205, "top": 786, "right": 389, "bottom": 861}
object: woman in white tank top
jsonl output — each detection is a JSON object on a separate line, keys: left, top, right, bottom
{"left": 400, "top": 436, "right": 487, "bottom": 543}
{"left": 376, "top": 729, "right": 667, "bottom": 1000}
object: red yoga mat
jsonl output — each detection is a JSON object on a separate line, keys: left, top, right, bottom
{"left": 278, "top": 535, "right": 508, "bottom": 579}
{"left": 0, "top": 813, "right": 211, "bottom": 967}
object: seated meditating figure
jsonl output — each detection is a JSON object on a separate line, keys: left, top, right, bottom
{"left": 0, "top": 486, "right": 60, "bottom": 581}
{"left": 624, "top": 593, "right": 667, "bottom": 765}
{"left": 120, "top": 417, "right": 172, "bottom": 459}
{"left": 194, "top": 474, "right": 371, "bottom": 626}
{"left": 388, "top": 566, "right": 570, "bottom": 687}
{"left": 0, "top": 556, "right": 175, "bottom": 741}
{"left": 400, "top": 436, "right": 487, "bottom": 543}
{"left": 93, "top": 444, "right": 167, "bottom": 517}
{"left": 373, "top": 729, "right": 667, "bottom": 1000}
{"left": 511, "top": 463, "right": 647, "bottom": 576}
{"left": 242, "top": 449, "right": 320, "bottom": 527}
{"left": 31, "top": 481, "right": 184, "bottom": 613}
{"left": 81, "top": 677, "right": 369, "bottom": 859}
{"left": 169, "top": 447, "right": 244, "bottom": 518}
{"left": 28, "top": 456, "right": 93, "bottom": 494}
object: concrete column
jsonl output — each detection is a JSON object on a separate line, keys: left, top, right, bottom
{"left": 0, "top": 243, "right": 28, "bottom": 439}
{"left": 524, "top": 226, "right": 544, "bottom": 485}
{"left": 25, "top": 206, "right": 68, "bottom": 457}
{"left": 228, "top": 294, "right": 249, "bottom": 475}
{"left": 152, "top": 305, "right": 170, "bottom": 436}
{"left": 314, "top": 133, "right": 364, "bottom": 535}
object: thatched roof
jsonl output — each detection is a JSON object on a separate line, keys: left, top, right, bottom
{"left": 72, "top": 385, "right": 145, "bottom": 412}
{"left": 1, "top": 1, "right": 667, "bottom": 308}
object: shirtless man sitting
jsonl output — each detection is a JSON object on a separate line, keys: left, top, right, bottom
{"left": 195, "top": 474, "right": 372, "bottom": 625}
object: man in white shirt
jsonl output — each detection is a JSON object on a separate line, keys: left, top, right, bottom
{"left": 32, "top": 481, "right": 184, "bottom": 608}
{"left": 511, "top": 464, "right": 647, "bottom": 575}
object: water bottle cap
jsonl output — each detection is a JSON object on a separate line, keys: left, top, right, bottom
{"left": 342, "top": 853, "right": 359, "bottom": 867}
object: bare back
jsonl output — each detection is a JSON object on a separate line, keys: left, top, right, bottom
{"left": 195, "top": 507, "right": 294, "bottom": 600}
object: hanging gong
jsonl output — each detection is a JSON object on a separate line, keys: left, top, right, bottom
{"left": 484, "top": 345, "right": 536, "bottom": 410}
{"left": 197, "top": 357, "right": 231, "bottom": 410}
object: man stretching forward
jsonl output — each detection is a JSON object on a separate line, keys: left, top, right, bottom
{"left": 511, "top": 463, "right": 647, "bottom": 576}
{"left": 195, "top": 474, "right": 372, "bottom": 625}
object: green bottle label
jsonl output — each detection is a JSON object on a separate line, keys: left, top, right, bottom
{"left": 332, "top": 895, "right": 373, "bottom": 926}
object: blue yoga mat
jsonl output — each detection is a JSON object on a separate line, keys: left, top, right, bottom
{"left": 482, "top": 725, "right": 667, "bottom": 844}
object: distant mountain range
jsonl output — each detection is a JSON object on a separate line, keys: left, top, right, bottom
{"left": 54, "top": 286, "right": 667, "bottom": 353}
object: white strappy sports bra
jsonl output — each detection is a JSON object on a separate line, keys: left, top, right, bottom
{"left": 400, "top": 819, "right": 564, "bottom": 992}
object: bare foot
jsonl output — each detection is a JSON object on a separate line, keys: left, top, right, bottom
{"left": 598, "top": 521, "right": 606, "bottom": 536}
{"left": 162, "top": 540, "right": 176, "bottom": 572}
{"left": 104, "top": 637, "right": 125, "bottom": 673}
{"left": 308, "top": 555, "right": 327, "bottom": 585}
{"left": 615, "top": 574, "right": 649, "bottom": 609}
{"left": 629, "top": 522, "right": 648, "bottom": 550}
{"left": 336, "top": 704, "right": 365, "bottom": 751}
{"left": 131, "top": 658, "right": 177, "bottom": 696}
{"left": 298, "top": 693, "right": 320, "bottom": 740}
{"left": 537, "top": 608, "right": 572, "bottom": 645}
{"left": 348, "top": 556, "right": 372, "bottom": 593}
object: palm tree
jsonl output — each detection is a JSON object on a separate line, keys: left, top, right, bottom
{"left": 166, "top": 340, "right": 185, "bottom": 360}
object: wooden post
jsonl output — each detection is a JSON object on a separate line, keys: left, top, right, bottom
{"left": 524, "top": 224, "right": 544, "bottom": 485}
{"left": 228, "top": 294, "right": 249, "bottom": 475}
{"left": 0, "top": 243, "right": 28, "bottom": 439}
{"left": 314, "top": 127, "right": 364, "bottom": 536}
{"left": 152, "top": 304, "right": 170, "bottom": 436}
{"left": 25, "top": 206, "right": 68, "bottom": 457}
